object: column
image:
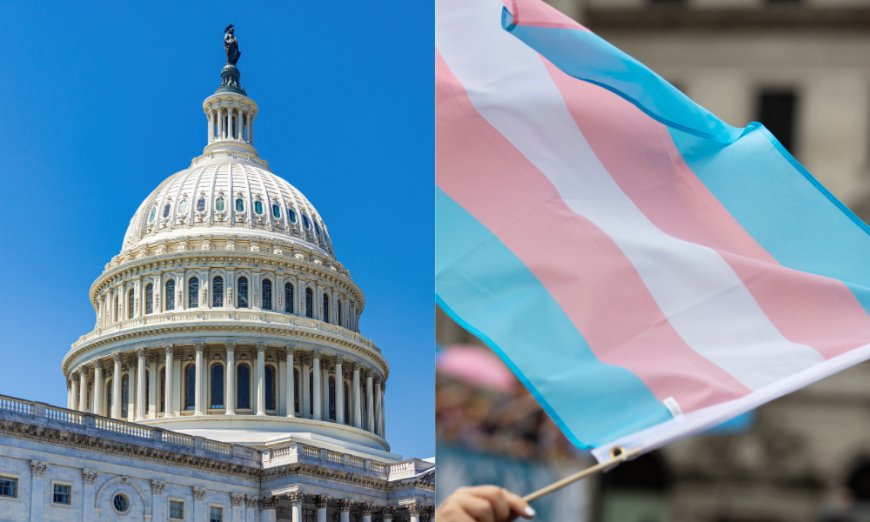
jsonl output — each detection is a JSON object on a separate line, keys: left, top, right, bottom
{"left": 352, "top": 365, "right": 361, "bottom": 428}
{"left": 366, "top": 372, "right": 374, "bottom": 431}
{"left": 361, "top": 503, "right": 373, "bottom": 522}
{"left": 335, "top": 358, "right": 344, "bottom": 424}
{"left": 317, "top": 496, "right": 328, "bottom": 522}
{"left": 246, "top": 112, "right": 252, "bottom": 143}
{"left": 312, "top": 353, "right": 322, "bottom": 420}
{"left": 339, "top": 499, "right": 351, "bottom": 522}
{"left": 408, "top": 503, "right": 420, "bottom": 522}
{"left": 231, "top": 494, "right": 244, "bottom": 522}
{"left": 286, "top": 347, "right": 295, "bottom": 418}
{"left": 136, "top": 348, "right": 146, "bottom": 420}
{"left": 112, "top": 354, "right": 122, "bottom": 418}
{"left": 164, "top": 346, "right": 174, "bottom": 417}
{"left": 321, "top": 363, "right": 329, "bottom": 419}
{"left": 81, "top": 469, "right": 97, "bottom": 522}
{"left": 70, "top": 375, "right": 79, "bottom": 411}
{"left": 256, "top": 343, "right": 266, "bottom": 416}
{"left": 148, "top": 356, "right": 157, "bottom": 418}
{"left": 127, "top": 364, "right": 136, "bottom": 421}
{"left": 93, "top": 363, "right": 103, "bottom": 416}
{"left": 29, "top": 461, "right": 47, "bottom": 520}
{"left": 302, "top": 356, "right": 311, "bottom": 418}
{"left": 79, "top": 368, "right": 88, "bottom": 413}
{"left": 376, "top": 380, "right": 384, "bottom": 437}
{"left": 228, "top": 107, "right": 234, "bottom": 140}
{"left": 151, "top": 480, "right": 167, "bottom": 521}
{"left": 289, "top": 492, "right": 303, "bottom": 522}
{"left": 226, "top": 342, "right": 236, "bottom": 415}
{"left": 383, "top": 507, "right": 394, "bottom": 522}
{"left": 207, "top": 109, "right": 214, "bottom": 143}
{"left": 194, "top": 343, "right": 205, "bottom": 415}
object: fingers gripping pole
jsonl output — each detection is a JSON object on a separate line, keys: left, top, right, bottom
{"left": 522, "top": 447, "right": 642, "bottom": 503}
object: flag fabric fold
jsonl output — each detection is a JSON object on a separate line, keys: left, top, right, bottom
{"left": 436, "top": 0, "right": 870, "bottom": 462}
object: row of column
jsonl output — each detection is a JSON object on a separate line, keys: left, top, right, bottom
{"left": 281, "top": 493, "right": 431, "bottom": 522}
{"left": 97, "top": 272, "right": 359, "bottom": 332}
{"left": 208, "top": 104, "right": 253, "bottom": 144}
{"left": 68, "top": 344, "right": 386, "bottom": 437}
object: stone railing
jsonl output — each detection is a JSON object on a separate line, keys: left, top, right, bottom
{"left": 261, "top": 441, "right": 434, "bottom": 483}
{"left": 0, "top": 394, "right": 260, "bottom": 467}
{"left": 71, "top": 308, "right": 379, "bottom": 355}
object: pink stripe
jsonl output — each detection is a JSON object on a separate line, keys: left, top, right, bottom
{"left": 437, "top": 51, "right": 751, "bottom": 412}
{"left": 541, "top": 58, "right": 870, "bottom": 360}
{"left": 502, "top": 0, "right": 588, "bottom": 30}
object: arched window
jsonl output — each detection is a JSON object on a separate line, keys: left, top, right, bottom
{"left": 322, "top": 294, "right": 330, "bottom": 323}
{"left": 212, "top": 276, "right": 223, "bottom": 307}
{"left": 337, "top": 299, "right": 342, "bottom": 327}
{"left": 254, "top": 200, "right": 264, "bottom": 215}
{"left": 196, "top": 197, "right": 206, "bottom": 212}
{"left": 305, "top": 288, "right": 313, "bottom": 318}
{"left": 265, "top": 365, "right": 276, "bottom": 411}
{"left": 235, "top": 198, "right": 245, "bottom": 213}
{"left": 288, "top": 208, "right": 297, "bottom": 223}
{"left": 165, "top": 279, "right": 175, "bottom": 311}
{"left": 262, "top": 279, "right": 272, "bottom": 311}
{"left": 178, "top": 199, "right": 188, "bottom": 215}
{"left": 188, "top": 277, "right": 199, "bottom": 308}
{"left": 184, "top": 365, "right": 196, "bottom": 411}
{"left": 162, "top": 203, "right": 171, "bottom": 218}
{"left": 237, "top": 277, "right": 249, "bottom": 308}
{"left": 302, "top": 214, "right": 311, "bottom": 229}
{"left": 329, "top": 376, "right": 336, "bottom": 420}
{"left": 236, "top": 364, "right": 251, "bottom": 410}
{"left": 121, "top": 374, "right": 129, "bottom": 418}
{"left": 145, "top": 283, "right": 154, "bottom": 315}
{"left": 147, "top": 206, "right": 157, "bottom": 224}
{"left": 158, "top": 367, "right": 165, "bottom": 414}
{"left": 293, "top": 368, "right": 301, "bottom": 414}
{"left": 127, "top": 288, "right": 135, "bottom": 319}
{"left": 210, "top": 363, "right": 225, "bottom": 409}
{"left": 215, "top": 196, "right": 225, "bottom": 212}
{"left": 284, "top": 283, "right": 294, "bottom": 314}
{"left": 271, "top": 203, "right": 281, "bottom": 219}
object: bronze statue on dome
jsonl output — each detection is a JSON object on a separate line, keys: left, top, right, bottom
{"left": 224, "top": 24, "right": 240, "bottom": 65}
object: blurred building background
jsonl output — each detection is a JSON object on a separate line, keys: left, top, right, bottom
{"left": 438, "top": 1, "right": 870, "bottom": 520}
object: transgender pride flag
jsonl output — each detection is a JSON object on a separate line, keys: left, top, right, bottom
{"left": 435, "top": 0, "right": 870, "bottom": 463}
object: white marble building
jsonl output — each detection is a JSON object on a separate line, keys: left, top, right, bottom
{"left": 0, "top": 37, "right": 434, "bottom": 522}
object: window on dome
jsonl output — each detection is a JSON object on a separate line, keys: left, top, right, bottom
{"left": 188, "top": 277, "right": 199, "bottom": 308}
{"left": 254, "top": 200, "right": 264, "bottom": 215}
{"left": 215, "top": 197, "right": 225, "bottom": 212}
{"left": 262, "top": 279, "right": 272, "bottom": 310}
{"left": 106, "top": 379, "right": 113, "bottom": 417}
{"left": 237, "top": 277, "right": 249, "bottom": 308}
{"left": 288, "top": 208, "right": 297, "bottom": 223}
{"left": 314, "top": 221, "right": 322, "bottom": 237}
{"left": 272, "top": 203, "right": 281, "bottom": 219}
{"left": 329, "top": 376, "right": 336, "bottom": 420}
{"left": 147, "top": 206, "right": 157, "bottom": 224}
{"left": 293, "top": 368, "right": 301, "bottom": 414}
{"left": 237, "top": 364, "right": 251, "bottom": 409}
{"left": 159, "top": 368, "right": 165, "bottom": 413}
{"left": 322, "top": 294, "right": 330, "bottom": 323}
{"left": 344, "top": 380, "right": 351, "bottom": 424}
{"left": 145, "top": 369, "right": 150, "bottom": 413}
{"left": 212, "top": 276, "right": 223, "bottom": 307}
{"left": 302, "top": 214, "right": 311, "bottom": 229}
{"left": 210, "top": 363, "right": 224, "bottom": 409}
{"left": 145, "top": 283, "right": 153, "bottom": 314}
{"left": 178, "top": 199, "right": 188, "bottom": 215}
{"left": 197, "top": 197, "right": 206, "bottom": 213}
{"left": 305, "top": 288, "right": 313, "bottom": 318}
{"left": 127, "top": 288, "right": 135, "bottom": 319}
{"left": 235, "top": 198, "right": 245, "bottom": 213}
{"left": 337, "top": 299, "right": 342, "bottom": 327}
{"left": 163, "top": 203, "right": 171, "bottom": 219}
{"left": 265, "top": 365, "right": 276, "bottom": 411}
{"left": 165, "top": 280, "right": 176, "bottom": 311}
{"left": 121, "top": 375, "right": 129, "bottom": 418}
{"left": 284, "top": 283, "right": 294, "bottom": 314}
{"left": 184, "top": 365, "right": 195, "bottom": 411}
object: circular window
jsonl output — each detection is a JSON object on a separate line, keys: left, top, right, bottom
{"left": 147, "top": 207, "right": 157, "bottom": 224}
{"left": 112, "top": 493, "right": 130, "bottom": 514}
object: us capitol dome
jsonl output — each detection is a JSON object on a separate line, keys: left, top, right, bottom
{"left": 62, "top": 35, "right": 388, "bottom": 453}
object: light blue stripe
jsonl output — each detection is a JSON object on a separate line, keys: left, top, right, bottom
{"left": 503, "top": 10, "right": 870, "bottom": 314}
{"left": 436, "top": 188, "right": 672, "bottom": 448}
{"left": 670, "top": 125, "right": 870, "bottom": 314}
{"left": 502, "top": 8, "right": 741, "bottom": 143}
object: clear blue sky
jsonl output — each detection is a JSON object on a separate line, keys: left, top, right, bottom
{"left": 0, "top": 3, "right": 434, "bottom": 458}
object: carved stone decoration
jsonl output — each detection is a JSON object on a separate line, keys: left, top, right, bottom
{"left": 361, "top": 502, "right": 373, "bottom": 516}
{"left": 245, "top": 495, "right": 259, "bottom": 508}
{"left": 29, "top": 460, "right": 47, "bottom": 476}
{"left": 151, "top": 480, "right": 166, "bottom": 494}
{"left": 339, "top": 499, "right": 353, "bottom": 512}
{"left": 316, "top": 495, "right": 329, "bottom": 509}
{"left": 231, "top": 493, "right": 245, "bottom": 506}
{"left": 260, "top": 496, "right": 278, "bottom": 510}
{"left": 81, "top": 468, "right": 98, "bottom": 484}
{"left": 406, "top": 502, "right": 419, "bottom": 516}
{"left": 287, "top": 491, "right": 304, "bottom": 505}
{"left": 382, "top": 506, "right": 396, "bottom": 518}
{"left": 192, "top": 486, "right": 206, "bottom": 500}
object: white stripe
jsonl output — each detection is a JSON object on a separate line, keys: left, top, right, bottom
{"left": 436, "top": 0, "right": 824, "bottom": 390}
